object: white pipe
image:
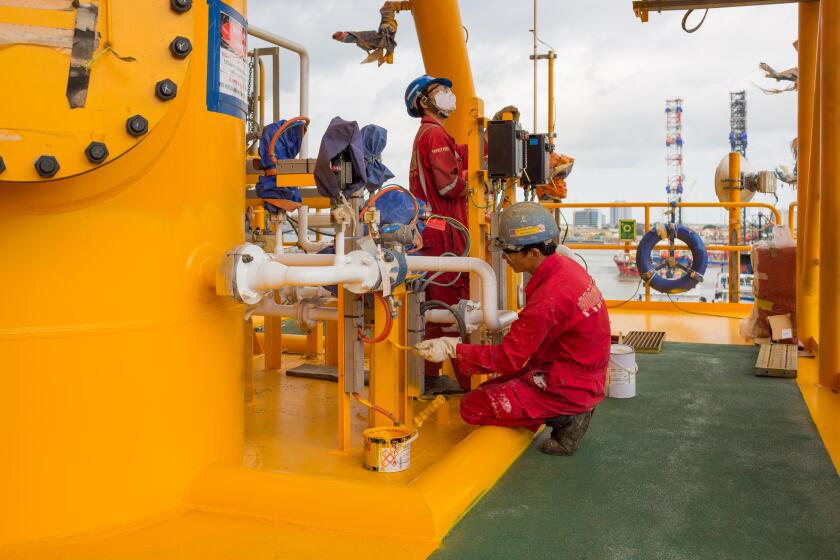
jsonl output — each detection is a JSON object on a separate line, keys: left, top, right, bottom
{"left": 272, "top": 253, "right": 334, "bottom": 266}
{"left": 405, "top": 256, "right": 512, "bottom": 332}
{"left": 252, "top": 301, "right": 338, "bottom": 322}
{"left": 334, "top": 222, "right": 345, "bottom": 264}
{"left": 252, "top": 262, "right": 372, "bottom": 291}
{"left": 274, "top": 219, "right": 284, "bottom": 256}
{"left": 248, "top": 25, "right": 310, "bottom": 158}
{"left": 424, "top": 308, "right": 518, "bottom": 332}
{"left": 296, "top": 206, "right": 327, "bottom": 253}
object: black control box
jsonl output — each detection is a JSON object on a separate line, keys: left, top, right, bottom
{"left": 523, "top": 134, "right": 552, "bottom": 185}
{"left": 487, "top": 120, "right": 527, "bottom": 179}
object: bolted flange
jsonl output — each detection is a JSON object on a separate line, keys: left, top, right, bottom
{"left": 169, "top": 36, "right": 192, "bottom": 58}
{"left": 85, "top": 141, "right": 109, "bottom": 164}
{"left": 35, "top": 155, "right": 59, "bottom": 178}
{"left": 170, "top": 0, "right": 192, "bottom": 13}
{"left": 126, "top": 115, "right": 149, "bottom": 137}
{"left": 155, "top": 79, "right": 178, "bottom": 101}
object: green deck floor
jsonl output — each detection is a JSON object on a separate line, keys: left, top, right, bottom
{"left": 432, "top": 342, "right": 840, "bottom": 560}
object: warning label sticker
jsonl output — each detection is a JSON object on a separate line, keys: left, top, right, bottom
{"left": 218, "top": 12, "right": 247, "bottom": 105}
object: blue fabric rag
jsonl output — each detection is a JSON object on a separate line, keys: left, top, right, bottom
{"left": 256, "top": 120, "right": 305, "bottom": 210}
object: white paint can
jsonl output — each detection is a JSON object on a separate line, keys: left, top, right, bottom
{"left": 606, "top": 344, "right": 638, "bottom": 398}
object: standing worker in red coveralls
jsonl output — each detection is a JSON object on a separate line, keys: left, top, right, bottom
{"left": 414, "top": 203, "right": 611, "bottom": 455}
{"left": 404, "top": 74, "right": 471, "bottom": 396}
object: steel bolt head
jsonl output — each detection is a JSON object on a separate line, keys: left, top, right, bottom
{"left": 126, "top": 115, "right": 148, "bottom": 137}
{"left": 35, "top": 155, "right": 59, "bottom": 178}
{"left": 170, "top": 0, "right": 192, "bottom": 13}
{"left": 0, "top": 156, "right": 5, "bottom": 174}
{"left": 169, "top": 36, "right": 192, "bottom": 58}
{"left": 85, "top": 141, "right": 109, "bottom": 164}
{"left": 241, "top": 254, "right": 254, "bottom": 264}
{"left": 155, "top": 79, "right": 178, "bottom": 101}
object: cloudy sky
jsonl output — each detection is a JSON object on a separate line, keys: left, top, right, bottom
{"left": 248, "top": 0, "right": 798, "bottom": 225}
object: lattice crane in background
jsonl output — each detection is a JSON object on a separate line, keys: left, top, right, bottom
{"left": 665, "top": 98, "right": 685, "bottom": 224}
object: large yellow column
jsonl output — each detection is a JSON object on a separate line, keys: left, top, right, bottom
{"left": 798, "top": 2, "right": 819, "bottom": 348}
{"left": 0, "top": 0, "right": 247, "bottom": 545}
{"left": 819, "top": 0, "right": 840, "bottom": 388}
{"left": 411, "top": 0, "right": 487, "bottom": 336}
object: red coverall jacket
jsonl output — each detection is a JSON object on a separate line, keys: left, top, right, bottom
{"left": 409, "top": 116, "right": 470, "bottom": 380}
{"left": 457, "top": 253, "right": 611, "bottom": 429}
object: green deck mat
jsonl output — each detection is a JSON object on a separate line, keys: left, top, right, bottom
{"left": 432, "top": 342, "right": 840, "bottom": 560}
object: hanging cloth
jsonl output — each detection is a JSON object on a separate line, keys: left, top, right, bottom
{"left": 361, "top": 124, "right": 394, "bottom": 191}
{"left": 314, "top": 116, "right": 367, "bottom": 199}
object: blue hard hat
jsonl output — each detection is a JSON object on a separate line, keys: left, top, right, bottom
{"left": 492, "top": 202, "right": 560, "bottom": 250}
{"left": 405, "top": 74, "right": 452, "bottom": 118}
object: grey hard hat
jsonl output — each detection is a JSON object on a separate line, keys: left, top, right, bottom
{"left": 492, "top": 202, "right": 560, "bottom": 250}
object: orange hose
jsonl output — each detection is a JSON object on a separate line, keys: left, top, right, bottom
{"left": 351, "top": 391, "right": 401, "bottom": 425}
{"left": 268, "top": 116, "right": 311, "bottom": 165}
{"left": 357, "top": 293, "right": 393, "bottom": 344}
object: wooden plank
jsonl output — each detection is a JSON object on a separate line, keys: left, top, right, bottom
{"left": 754, "top": 343, "right": 797, "bottom": 378}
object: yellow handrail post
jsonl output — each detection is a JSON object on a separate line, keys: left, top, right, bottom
{"left": 644, "top": 206, "right": 651, "bottom": 301}
{"left": 799, "top": 1, "right": 819, "bottom": 350}
{"left": 819, "top": 0, "right": 840, "bottom": 388}
{"left": 547, "top": 49, "right": 556, "bottom": 139}
{"left": 728, "top": 152, "right": 741, "bottom": 304}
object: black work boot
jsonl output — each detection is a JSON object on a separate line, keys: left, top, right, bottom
{"left": 539, "top": 410, "right": 594, "bottom": 456}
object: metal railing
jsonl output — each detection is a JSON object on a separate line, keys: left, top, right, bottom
{"left": 540, "top": 201, "right": 782, "bottom": 303}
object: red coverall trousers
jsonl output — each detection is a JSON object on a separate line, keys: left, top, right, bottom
{"left": 456, "top": 254, "right": 612, "bottom": 428}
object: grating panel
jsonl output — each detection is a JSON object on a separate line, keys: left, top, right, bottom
{"left": 622, "top": 331, "right": 666, "bottom": 353}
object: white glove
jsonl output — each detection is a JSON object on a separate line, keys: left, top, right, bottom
{"left": 413, "top": 337, "right": 461, "bottom": 363}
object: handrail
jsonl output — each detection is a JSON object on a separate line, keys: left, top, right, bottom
{"left": 788, "top": 201, "right": 798, "bottom": 237}
{"left": 540, "top": 200, "right": 781, "bottom": 304}
{"left": 248, "top": 25, "right": 310, "bottom": 157}
{"left": 540, "top": 201, "right": 782, "bottom": 226}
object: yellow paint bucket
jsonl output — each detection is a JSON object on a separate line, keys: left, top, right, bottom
{"left": 362, "top": 426, "right": 418, "bottom": 472}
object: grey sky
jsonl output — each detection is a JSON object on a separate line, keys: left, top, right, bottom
{"left": 248, "top": 0, "right": 798, "bottom": 225}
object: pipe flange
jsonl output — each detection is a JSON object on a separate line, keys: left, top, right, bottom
{"left": 218, "top": 243, "right": 270, "bottom": 304}
{"left": 342, "top": 250, "right": 383, "bottom": 295}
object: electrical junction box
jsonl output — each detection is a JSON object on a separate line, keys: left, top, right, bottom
{"left": 618, "top": 219, "right": 637, "bottom": 241}
{"left": 523, "top": 134, "right": 552, "bottom": 185}
{"left": 487, "top": 120, "right": 527, "bottom": 179}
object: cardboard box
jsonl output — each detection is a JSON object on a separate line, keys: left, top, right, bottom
{"left": 768, "top": 314, "right": 794, "bottom": 342}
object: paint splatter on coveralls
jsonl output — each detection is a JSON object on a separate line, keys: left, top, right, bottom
{"left": 456, "top": 253, "right": 611, "bottom": 430}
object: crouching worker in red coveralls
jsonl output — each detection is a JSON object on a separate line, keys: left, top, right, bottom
{"left": 414, "top": 202, "right": 611, "bottom": 455}
{"left": 404, "top": 74, "right": 471, "bottom": 397}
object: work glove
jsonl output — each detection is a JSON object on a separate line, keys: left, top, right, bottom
{"left": 413, "top": 337, "right": 461, "bottom": 363}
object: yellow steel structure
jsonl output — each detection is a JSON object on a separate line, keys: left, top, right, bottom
{"left": 727, "top": 151, "right": 742, "bottom": 304}
{"left": 797, "top": 1, "right": 818, "bottom": 349}
{"left": 0, "top": 0, "right": 247, "bottom": 546}
{"left": 819, "top": 0, "right": 840, "bottom": 388}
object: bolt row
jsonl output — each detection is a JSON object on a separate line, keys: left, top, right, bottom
{"left": 0, "top": 0, "right": 193, "bottom": 178}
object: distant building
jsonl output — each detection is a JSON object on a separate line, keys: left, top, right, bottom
{"left": 610, "top": 203, "right": 632, "bottom": 227}
{"left": 573, "top": 209, "right": 604, "bottom": 228}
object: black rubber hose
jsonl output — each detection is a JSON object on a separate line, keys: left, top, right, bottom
{"left": 420, "top": 299, "right": 467, "bottom": 340}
